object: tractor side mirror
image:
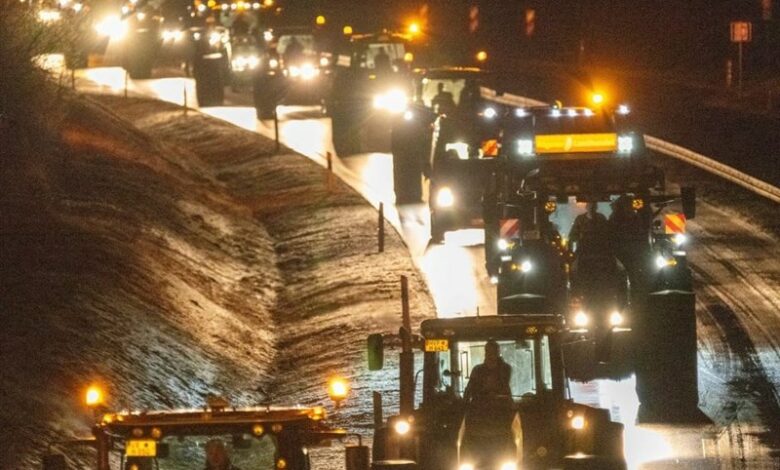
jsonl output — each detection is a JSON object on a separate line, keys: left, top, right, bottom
{"left": 681, "top": 186, "right": 696, "bottom": 220}
{"left": 42, "top": 454, "right": 68, "bottom": 470}
{"left": 367, "top": 334, "right": 384, "bottom": 371}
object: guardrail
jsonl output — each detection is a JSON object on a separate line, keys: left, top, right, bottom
{"left": 484, "top": 89, "right": 780, "bottom": 204}
{"left": 644, "top": 136, "right": 780, "bottom": 204}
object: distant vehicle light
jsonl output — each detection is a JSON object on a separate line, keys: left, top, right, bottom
{"left": 573, "top": 311, "right": 589, "bottom": 327}
{"left": 609, "top": 311, "right": 624, "bottom": 326}
{"left": 482, "top": 107, "right": 497, "bottom": 119}
{"left": 516, "top": 139, "right": 534, "bottom": 157}
{"left": 617, "top": 135, "right": 633, "bottom": 154}
{"left": 436, "top": 187, "right": 455, "bottom": 208}
{"left": 268, "top": 58, "right": 279, "bottom": 69}
{"left": 617, "top": 104, "right": 630, "bottom": 115}
{"left": 319, "top": 56, "right": 330, "bottom": 67}
{"left": 315, "top": 15, "right": 326, "bottom": 26}
{"left": 520, "top": 260, "right": 533, "bottom": 273}
{"left": 567, "top": 108, "right": 578, "bottom": 117}
{"left": 162, "top": 29, "right": 183, "bottom": 41}
{"left": 500, "top": 462, "right": 517, "bottom": 470}
{"left": 476, "top": 50, "right": 488, "bottom": 62}
{"left": 444, "top": 142, "right": 469, "bottom": 160}
{"left": 136, "top": 12, "right": 146, "bottom": 21}
{"left": 403, "top": 52, "right": 414, "bottom": 63}
{"left": 197, "top": 3, "right": 206, "bottom": 12}
{"left": 403, "top": 110, "right": 414, "bottom": 121}
{"left": 550, "top": 109, "right": 561, "bottom": 117}
{"left": 263, "top": 30, "right": 274, "bottom": 42}
{"left": 490, "top": 275, "right": 499, "bottom": 285}
{"left": 408, "top": 22, "right": 420, "bottom": 35}
{"left": 515, "top": 108, "right": 527, "bottom": 118}
{"left": 343, "top": 25, "right": 353, "bottom": 35}
{"left": 37, "top": 9, "right": 61, "bottom": 23}
{"left": 95, "top": 15, "right": 128, "bottom": 39}
{"left": 459, "top": 464, "right": 475, "bottom": 470}
{"left": 591, "top": 92, "right": 605, "bottom": 105}
{"left": 583, "top": 108, "right": 595, "bottom": 117}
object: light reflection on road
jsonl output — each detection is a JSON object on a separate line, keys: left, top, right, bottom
{"left": 76, "top": 68, "right": 777, "bottom": 469}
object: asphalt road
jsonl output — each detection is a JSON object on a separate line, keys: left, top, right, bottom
{"left": 76, "top": 66, "right": 780, "bottom": 469}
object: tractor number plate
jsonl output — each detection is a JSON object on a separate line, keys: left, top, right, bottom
{"left": 126, "top": 439, "right": 156, "bottom": 457}
{"left": 425, "top": 339, "right": 449, "bottom": 352}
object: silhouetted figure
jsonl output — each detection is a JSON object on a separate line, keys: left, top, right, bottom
{"left": 431, "top": 82, "right": 456, "bottom": 114}
{"left": 205, "top": 439, "right": 241, "bottom": 470}
{"left": 373, "top": 47, "right": 391, "bottom": 73}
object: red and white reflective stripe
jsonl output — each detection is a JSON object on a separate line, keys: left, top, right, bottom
{"left": 664, "top": 213, "right": 686, "bottom": 234}
{"left": 499, "top": 218, "right": 521, "bottom": 239}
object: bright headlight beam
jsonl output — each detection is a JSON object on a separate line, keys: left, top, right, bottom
{"left": 394, "top": 419, "right": 411, "bottom": 435}
{"left": 520, "top": 260, "right": 533, "bottom": 273}
{"left": 497, "top": 239, "right": 509, "bottom": 251}
{"left": 436, "top": 187, "right": 454, "bottom": 208}
{"left": 517, "top": 139, "right": 534, "bottom": 156}
{"left": 573, "top": 311, "right": 589, "bottom": 327}
{"left": 609, "top": 311, "right": 624, "bottom": 326}
{"left": 618, "top": 135, "right": 634, "bottom": 154}
{"left": 482, "top": 107, "right": 497, "bottom": 119}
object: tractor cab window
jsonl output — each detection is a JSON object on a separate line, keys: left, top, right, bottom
{"left": 360, "top": 42, "right": 406, "bottom": 70}
{"left": 419, "top": 78, "right": 466, "bottom": 108}
{"left": 125, "top": 433, "right": 277, "bottom": 470}
{"left": 433, "top": 337, "right": 553, "bottom": 400}
{"left": 277, "top": 34, "right": 316, "bottom": 64}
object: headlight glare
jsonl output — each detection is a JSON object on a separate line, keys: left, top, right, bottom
{"left": 618, "top": 135, "right": 634, "bottom": 154}
{"left": 520, "top": 260, "right": 533, "bottom": 273}
{"left": 436, "top": 187, "right": 455, "bottom": 208}
{"left": 573, "top": 311, "right": 589, "bottom": 327}
{"left": 609, "top": 311, "right": 624, "bottom": 326}
{"left": 393, "top": 419, "right": 411, "bottom": 435}
{"left": 571, "top": 415, "right": 586, "bottom": 430}
{"left": 373, "top": 88, "right": 408, "bottom": 113}
{"left": 444, "top": 142, "right": 469, "bottom": 160}
{"left": 517, "top": 138, "right": 534, "bottom": 156}
{"left": 500, "top": 462, "right": 517, "bottom": 470}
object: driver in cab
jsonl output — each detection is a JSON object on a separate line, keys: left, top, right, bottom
{"left": 463, "top": 340, "right": 512, "bottom": 405}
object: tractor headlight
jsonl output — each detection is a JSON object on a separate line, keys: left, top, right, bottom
{"left": 319, "top": 56, "right": 330, "bottom": 67}
{"left": 673, "top": 233, "right": 687, "bottom": 246}
{"left": 516, "top": 138, "right": 534, "bottom": 157}
{"left": 497, "top": 238, "right": 510, "bottom": 251}
{"left": 482, "top": 106, "right": 497, "bottom": 119}
{"left": 403, "top": 110, "right": 414, "bottom": 121}
{"left": 436, "top": 187, "right": 455, "bottom": 208}
{"left": 373, "top": 88, "right": 408, "bottom": 113}
{"left": 573, "top": 311, "right": 589, "bottom": 327}
{"left": 233, "top": 55, "right": 259, "bottom": 71}
{"left": 268, "top": 58, "right": 279, "bottom": 69}
{"left": 499, "top": 462, "right": 517, "bottom": 470}
{"left": 520, "top": 260, "right": 533, "bottom": 273}
{"left": 655, "top": 255, "right": 677, "bottom": 269}
{"left": 609, "top": 311, "right": 624, "bottom": 326}
{"left": 208, "top": 32, "right": 222, "bottom": 46}
{"left": 393, "top": 418, "right": 411, "bottom": 435}
{"left": 458, "top": 464, "right": 474, "bottom": 470}
{"left": 571, "top": 415, "right": 586, "bottom": 430}
{"left": 617, "top": 135, "right": 634, "bottom": 154}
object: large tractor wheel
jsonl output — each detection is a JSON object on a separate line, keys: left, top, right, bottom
{"left": 634, "top": 290, "right": 703, "bottom": 423}
{"left": 392, "top": 149, "right": 422, "bottom": 204}
{"left": 331, "top": 109, "right": 361, "bottom": 156}
{"left": 194, "top": 57, "right": 225, "bottom": 107}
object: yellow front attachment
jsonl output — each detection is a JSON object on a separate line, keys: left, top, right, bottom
{"left": 535, "top": 133, "right": 617, "bottom": 154}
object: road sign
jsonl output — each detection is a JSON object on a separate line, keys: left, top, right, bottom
{"left": 730, "top": 21, "right": 752, "bottom": 43}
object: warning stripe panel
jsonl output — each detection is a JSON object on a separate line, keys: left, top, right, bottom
{"left": 664, "top": 213, "right": 686, "bottom": 234}
{"left": 500, "top": 218, "right": 521, "bottom": 238}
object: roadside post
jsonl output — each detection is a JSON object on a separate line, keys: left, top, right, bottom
{"left": 378, "top": 202, "right": 385, "bottom": 253}
{"left": 399, "top": 275, "right": 413, "bottom": 416}
{"left": 273, "top": 105, "right": 280, "bottom": 154}
{"left": 124, "top": 70, "right": 129, "bottom": 98}
{"left": 730, "top": 21, "right": 752, "bottom": 98}
{"left": 183, "top": 85, "right": 188, "bottom": 116}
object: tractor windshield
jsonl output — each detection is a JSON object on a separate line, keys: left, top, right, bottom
{"left": 360, "top": 42, "right": 406, "bottom": 70}
{"left": 419, "top": 78, "right": 467, "bottom": 107}
{"left": 431, "top": 336, "right": 553, "bottom": 400}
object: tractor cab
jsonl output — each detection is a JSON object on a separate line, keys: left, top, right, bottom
{"left": 367, "top": 315, "right": 625, "bottom": 470}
